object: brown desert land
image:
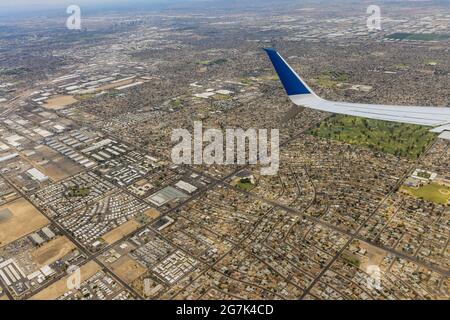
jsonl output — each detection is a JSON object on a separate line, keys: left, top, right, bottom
{"left": 43, "top": 95, "right": 78, "bottom": 110}
{"left": 29, "top": 261, "right": 101, "bottom": 300}
{"left": 31, "top": 236, "right": 77, "bottom": 267}
{"left": 110, "top": 255, "right": 147, "bottom": 284}
{"left": 0, "top": 198, "right": 49, "bottom": 247}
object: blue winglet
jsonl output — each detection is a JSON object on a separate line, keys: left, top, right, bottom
{"left": 263, "top": 48, "right": 311, "bottom": 96}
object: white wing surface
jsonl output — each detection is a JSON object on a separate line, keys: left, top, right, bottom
{"left": 264, "top": 48, "right": 450, "bottom": 139}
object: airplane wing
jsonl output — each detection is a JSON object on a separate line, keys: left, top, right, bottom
{"left": 264, "top": 48, "right": 450, "bottom": 139}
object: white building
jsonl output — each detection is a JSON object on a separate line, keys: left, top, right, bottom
{"left": 26, "top": 168, "right": 49, "bottom": 183}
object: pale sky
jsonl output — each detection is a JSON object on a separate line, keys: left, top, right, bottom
{"left": 0, "top": 0, "right": 182, "bottom": 14}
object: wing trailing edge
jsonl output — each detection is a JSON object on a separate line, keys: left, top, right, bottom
{"left": 264, "top": 48, "right": 450, "bottom": 140}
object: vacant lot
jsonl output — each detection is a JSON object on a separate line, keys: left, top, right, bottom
{"left": 309, "top": 115, "right": 436, "bottom": 159}
{"left": 97, "top": 79, "right": 134, "bottom": 91}
{"left": 31, "top": 236, "right": 77, "bottom": 267}
{"left": 101, "top": 220, "right": 141, "bottom": 245}
{"left": 358, "top": 241, "right": 387, "bottom": 272}
{"left": 27, "top": 146, "right": 83, "bottom": 182}
{"left": 111, "top": 255, "right": 147, "bottom": 284}
{"left": 43, "top": 95, "right": 78, "bottom": 110}
{"left": 0, "top": 198, "right": 49, "bottom": 247}
{"left": 30, "top": 261, "right": 100, "bottom": 300}
{"left": 144, "top": 208, "right": 161, "bottom": 220}
{"left": 40, "top": 157, "right": 83, "bottom": 182}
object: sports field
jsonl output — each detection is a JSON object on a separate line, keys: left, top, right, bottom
{"left": 402, "top": 183, "right": 450, "bottom": 205}
{"left": 236, "top": 181, "right": 255, "bottom": 191}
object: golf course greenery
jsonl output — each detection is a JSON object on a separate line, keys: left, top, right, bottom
{"left": 309, "top": 115, "right": 437, "bottom": 159}
{"left": 316, "top": 71, "right": 350, "bottom": 88}
{"left": 66, "top": 186, "right": 91, "bottom": 198}
{"left": 235, "top": 178, "right": 255, "bottom": 191}
{"left": 402, "top": 183, "right": 450, "bottom": 205}
{"left": 386, "top": 33, "right": 450, "bottom": 41}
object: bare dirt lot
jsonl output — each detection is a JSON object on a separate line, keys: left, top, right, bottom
{"left": 145, "top": 208, "right": 161, "bottom": 220}
{"left": 25, "top": 147, "right": 83, "bottom": 182}
{"left": 101, "top": 220, "right": 141, "bottom": 245}
{"left": 359, "top": 241, "right": 388, "bottom": 272}
{"left": 111, "top": 255, "right": 147, "bottom": 284}
{"left": 27, "top": 145, "right": 60, "bottom": 161}
{"left": 31, "top": 236, "right": 77, "bottom": 267}
{"left": 29, "top": 261, "right": 100, "bottom": 300}
{"left": 43, "top": 95, "right": 78, "bottom": 110}
{"left": 39, "top": 156, "right": 83, "bottom": 182}
{"left": 97, "top": 79, "right": 134, "bottom": 91}
{"left": 0, "top": 198, "right": 49, "bottom": 247}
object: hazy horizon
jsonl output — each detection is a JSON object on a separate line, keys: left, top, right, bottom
{"left": 0, "top": 0, "right": 335, "bottom": 18}
{"left": 0, "top": 0, "right": 211, "bottom": 18}
{"left": 0, "top": 0, "right": 448, "bottom": 20}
